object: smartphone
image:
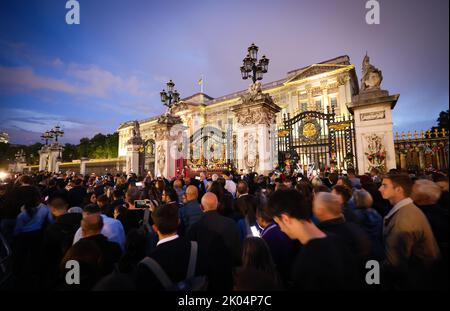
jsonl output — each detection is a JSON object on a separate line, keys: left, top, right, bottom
{"left": 135, "top": 182, "right": 143, "bottom": 187}
{"left": 134, "top": 199, "right": 151, "bottom": 209}
{"left": 250, "top": 225, "right": 260, "bottom": 237}
{"left": 195, "top": 176, "right": 200, "bottom": 180}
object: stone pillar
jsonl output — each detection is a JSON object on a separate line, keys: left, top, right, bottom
{"left": 349, "top": 91, "right": 399, "bottom": 175}
{"left": 233, "top": 84, "right": 281, "bottom": 175}
{"left": 47, "top": 144, "right": 63, "bottom": 173}
{"left": 39, "top": 146, "right": 49, "bottom": 171}
{"left": 154, "top": 115, "right": 184, "bottom": 179}
{"left": 80, "top": 157, "right": 89, "bottom": 176}
{"left": 125, "top": 121, "right": 144, "bottom": 175}
{"left": 126, "top": 143, "right": 142, "bottom": 175}
{"left": 348, "top": 54, "right": 400, "bottom": 175}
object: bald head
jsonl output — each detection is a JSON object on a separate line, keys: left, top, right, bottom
{"left": 313, "top": 192, "right": 342, "bottom": 222}
{"left": 201, "top": 192, "right": 218, "bottom": 211}
{"left": 185, "top": 185, "right": 199, "bottom": 202}
{"left": 81, "top": 213, "right": 103, "bottom": 237}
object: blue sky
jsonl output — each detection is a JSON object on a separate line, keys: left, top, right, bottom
{"left": 0, "top": 0, "right": 448, "bottom": 144}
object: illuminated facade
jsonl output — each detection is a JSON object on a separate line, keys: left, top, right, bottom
{"left": 118, "top": 55, "right": 359, "bottom": 175}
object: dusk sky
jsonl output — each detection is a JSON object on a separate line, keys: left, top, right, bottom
{"left": 0, "top": 0, "right": 448, "bottom": 145}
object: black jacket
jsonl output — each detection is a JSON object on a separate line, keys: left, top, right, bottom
{"left": 318, "top": 216, "right": 372, "bottom": 262}
{"left": 188, "top": 210, "right": 242, "bottom": 266}
{"left": 80, "top": 234, "right": 122, "bottom": 276}
{"left": 68, "top": 186, "right": 87, "bottom": 208}
{"left": 187, "top": 224, "right": 233, "bottom": 291}
{"left": 135, "top": 237, "right": 206, "bottom": 291}
{"left": 41, "top": 212, "right": 82, "bottom": 288}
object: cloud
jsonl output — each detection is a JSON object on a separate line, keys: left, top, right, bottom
{"left": 0, "top": 66, "right": 78, "bottom": 94}
{"left": 0, "top": 62, "right": 156, "bottom": 100}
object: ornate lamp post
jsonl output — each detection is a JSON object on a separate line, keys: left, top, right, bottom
{"left": 50, "top": 125, "right": 64, "bottom": 142}
{"left": 160, "top": 79, "right": 181, "bottom": 113}
{"left": 41, "top": 131, "right": 54, "bottom": 145}
{"left": 240, "top": 43, "right": 270, "bottom": 84}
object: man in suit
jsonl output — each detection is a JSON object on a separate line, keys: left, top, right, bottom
{"left": 136, "top": 203, "right": 206, "bottom": 290}
{"left": 188, "top": 192, "right": 242, "bottom": 266}
{"left": 379, "top": 173, "right": 441, "bottom": 289}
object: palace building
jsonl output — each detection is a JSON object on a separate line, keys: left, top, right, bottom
{"left": 117, "top": 55, "right": 361, "bottom": 176}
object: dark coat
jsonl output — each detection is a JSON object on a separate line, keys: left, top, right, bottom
{"left": 135, "top": 237, "right": 206, "bottom": 291}
{"left": 41, "top": 212, "right": 82, "bottom": 288}
{"left": 68, "top": 186, "right": 87, "bottom": 208}
{"left": 188, "top": 210, "right": 242, "bottom": 266}
{"left": 80, "top": 234, "right": 122, "bottom": 276}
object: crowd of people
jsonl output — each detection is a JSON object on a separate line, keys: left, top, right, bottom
{"left": 0, "top": 166, "right": 448, "bottom": 291}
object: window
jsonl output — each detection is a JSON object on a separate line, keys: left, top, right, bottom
{"left": 300, "top": 102, "right": 308, "bottom": 112}
{"left": 330, "top": 97, "right": 338, "bottom": 109}
{"left": 315, "top": 99, "right": 322, "bottom": 111}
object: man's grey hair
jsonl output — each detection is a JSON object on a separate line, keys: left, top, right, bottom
{"left": 352, "top": 189, "right": 373, "bottom": 210}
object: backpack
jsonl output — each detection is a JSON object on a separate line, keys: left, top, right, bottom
{"left": 139, "top": 241, "right": 208, "bottom": 291}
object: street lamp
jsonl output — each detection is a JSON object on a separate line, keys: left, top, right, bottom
{"left": 50, "top": 125, "right": 64, "bottom": 142}
{"left": 240, "top": 43, "right": 270, "bottom": 84}
{"left": 160, "top": 80, "right": 181, "bottom": 112}
{"left": 41, "top": 131, "right": 54, "bottom": 145}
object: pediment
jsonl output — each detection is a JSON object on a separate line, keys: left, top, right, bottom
{"left": 285, "top": 64, "right": 348, "bottom": 84}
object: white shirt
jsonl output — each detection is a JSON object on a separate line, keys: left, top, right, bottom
{"left": 225, "top": 179, "right": 237, "bottom": 197}
{"left": 157, "top": 234, "right": 179, "bottom": 246}
{"left": 73, "top": 214, "right": 126, "bottom": 250}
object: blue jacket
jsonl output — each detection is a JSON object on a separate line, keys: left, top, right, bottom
{"left": 179, "top": 200, "right": 203, "bottom": 234}
{"left": 14, "top": 203, "right": 52, "bottom": 235}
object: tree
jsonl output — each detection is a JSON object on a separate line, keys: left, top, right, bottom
{"left": 0, "top": 131, "right": 119, "bottom": 169}
{"left": 431, "top": 110, "right": 449, "bottom": 132}
{"left": 62, "top": 143, "right": 79, "bottom": 162}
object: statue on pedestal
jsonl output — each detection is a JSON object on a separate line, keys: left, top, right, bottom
{"left": 361, "top": 53, "right": 383, "bottom": 91}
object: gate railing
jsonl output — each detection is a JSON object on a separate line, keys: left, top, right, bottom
{"left": 277, "top": 109, "right": 357, "bottom": 173}
{"left": 394, "top": 128, "right": 449, "bottom": 172}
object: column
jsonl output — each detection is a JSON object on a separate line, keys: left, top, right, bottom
{"left": 232, "top": 87, "right": 281, "bottom": 175}
{"left": 80, "top": 157, "right": 89, "bottom": 176}
{"left": 348, "top": 90, "right": 399, "bottom": 175}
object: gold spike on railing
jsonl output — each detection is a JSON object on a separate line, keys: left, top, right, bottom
{"left": 420, "top": 130, "right": 425, "bottom": 139}
{"left": 413, "top": 130, "right": 419, "bottom": 139}
{"left": 401, "top": 132, "right": 406, "bottom": 140}
{"left": 434, "top": 128, "right": 439, "bottom": 138}
{"left": 426, "top": 130, "right": 432, "bottom": 139}
{"left": 442, "top": 128, "right": 447, "bottom": 137}
{"left": 407, "top": 131, "right": 412, "bottom": 140}
{"left": 395, "top": 132, "right": 399, "bottom": 140}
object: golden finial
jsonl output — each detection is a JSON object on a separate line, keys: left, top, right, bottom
{"left": 401, "top": 132, "right": 406, "bottom": 140}
{"left": 395, "top": 132, "right": 399, "bottom": 140}
{"left": 420, "top": 130, "right": 425, "bottom": 139}
{"left": 434, "top": 128, "right": 439, "bottom": 138}
{"left": 442, "top": 128, "right": 447, "bottom": 137}
{"left": 407, "top": 131, "right": 412, "bottom": 140}
{"left": 426, "top": 130, "right": 432, "bottom": 139}
{"left": 413, "top": 130, "right": 419, "bottom": 139}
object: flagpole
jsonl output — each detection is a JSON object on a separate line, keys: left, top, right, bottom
{"left": 201, "top": 74, "right": 204, "bottom": 93}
